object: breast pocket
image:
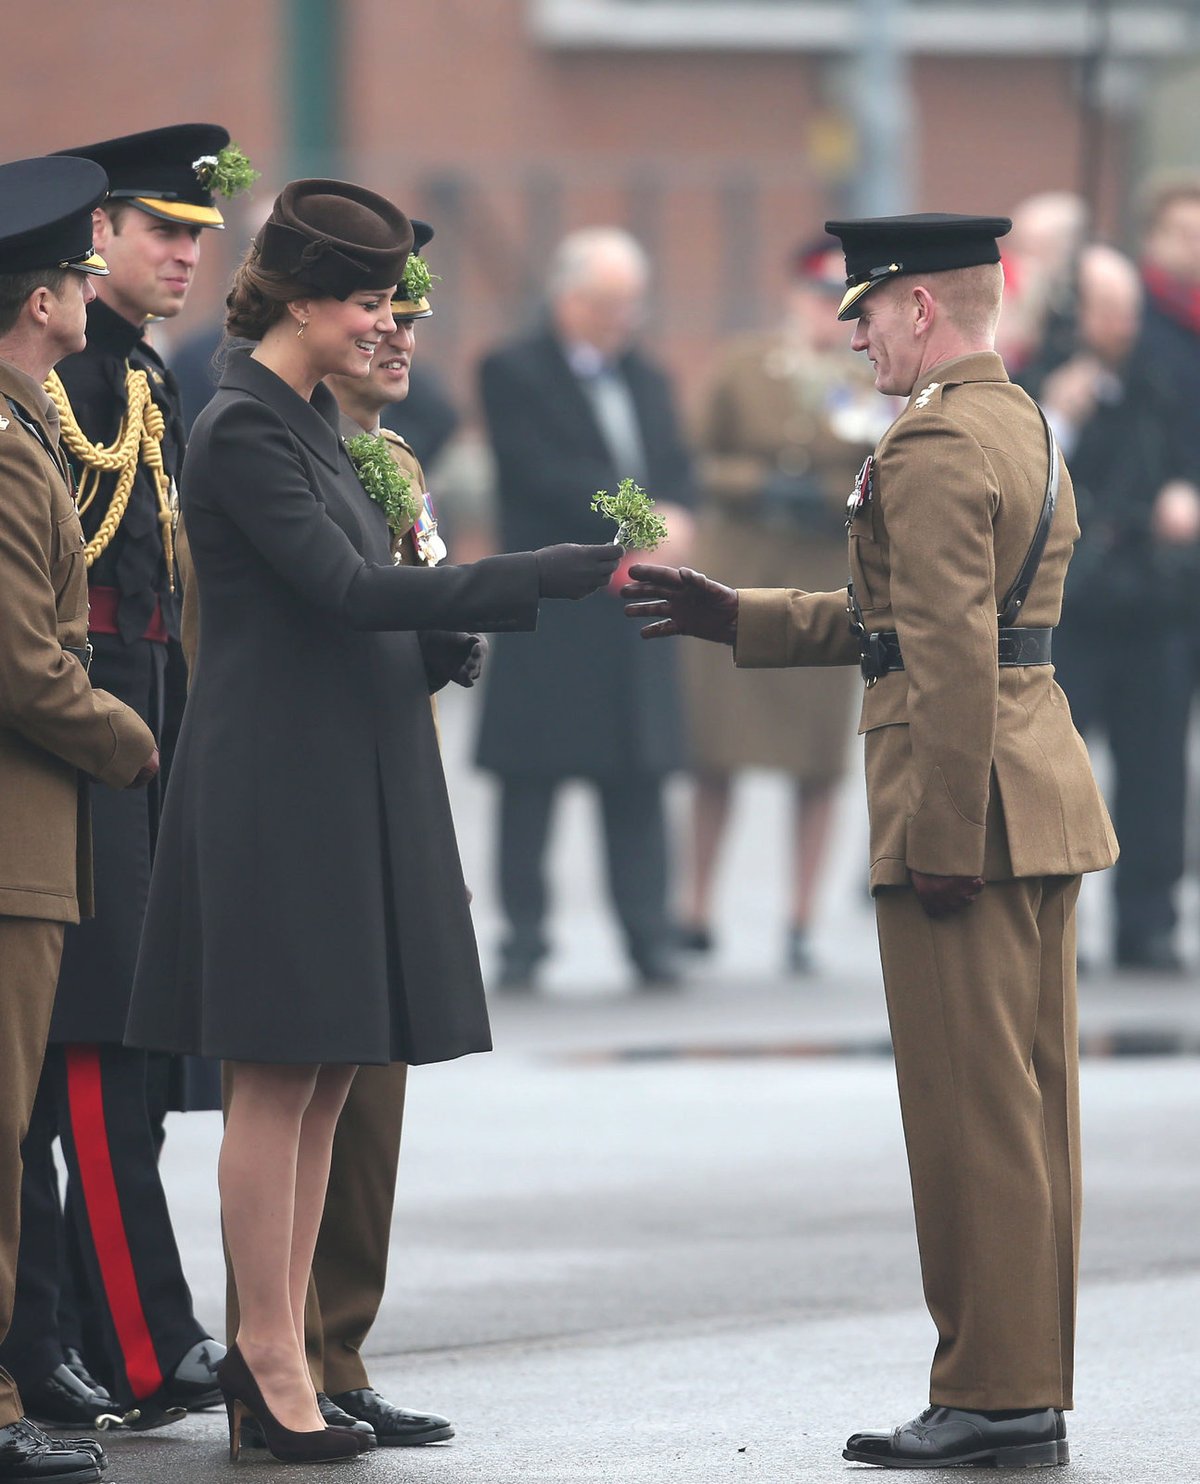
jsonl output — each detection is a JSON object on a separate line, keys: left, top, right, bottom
{"left": 848, "top": 504, "right": 889, "bottom": 612}
{"left": 51, "top": 508, "right": 86, "bottom": 602}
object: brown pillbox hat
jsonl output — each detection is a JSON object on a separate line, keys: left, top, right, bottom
{"left": 257, "top": 179, "right": 414, "bottom": 299}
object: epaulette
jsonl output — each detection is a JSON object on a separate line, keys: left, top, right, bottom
{"left": 378, "top": 426, "right": 414, "bottom": 454}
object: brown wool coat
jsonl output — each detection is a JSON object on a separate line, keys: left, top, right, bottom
{"left": 734, "top": 351, "right": 1118, "bottom": 888}
{"left": 0, "top": 360, "right": 156, "bottom": 922}
{"left": 686, "top": 334, "right": 880, "bottom": 779}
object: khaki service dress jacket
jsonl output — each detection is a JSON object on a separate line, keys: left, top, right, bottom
{"left": 0, "top": 361, "right": 155, "bottom": 923}
{"left": 734, "top": 352, "right": 1118, "bottom": 889}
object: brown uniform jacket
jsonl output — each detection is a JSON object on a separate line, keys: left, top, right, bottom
{"left": 0, "top": 360, "right": 156, "bottom": 922}
{"left": 734, "top": 351, "right": 1119, "bottom": 888}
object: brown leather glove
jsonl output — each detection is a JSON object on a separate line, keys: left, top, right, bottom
{"left": 534, "top": 543, "right": 623, "bottom": 599}
{"left": 910, "top": 870, "right": 985, "bottom": 919}
{"left": 621, "top": 564, "right": 739, "bottom": 645}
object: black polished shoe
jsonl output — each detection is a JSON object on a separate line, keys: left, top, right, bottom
{"left": 632, "top": 946, "right": 683, "bottom": 990}
{"left": 673, "top": 922, "right": 713, "bottom": 954}
{"left": 22, "top": 1367, "right": 125, "bottom": 1432}
{"left": 239, "top": 1392, "right": 378, "bottom": 1452}
{"left": 843, "top": 1406, "right": 1067, "bottom": 1468}
{"left": 163, "top": 1338, "right": 226, "bottom": 1410}
{"left": 327, "top": 1387, "right": 453, "bottom": 1446}
{"left": 122, "top": 1336, "right": 224, "bottom": 1429}
{"left": 786, "top": 925, "right": 815, "bottom": 976}
{"left": 0, "top": 1418, "right": 104, "bottom": 1481}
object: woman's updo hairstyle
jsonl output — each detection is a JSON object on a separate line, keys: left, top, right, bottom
{"left": 226, "top": 177, "right": 415, "bottom": 341}
{"left": 225, "top": 246, "right": 307, "bottom": 340}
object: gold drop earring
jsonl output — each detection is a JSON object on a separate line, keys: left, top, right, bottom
{"left": 297, "top": 320, "right": 308, "bottom": 338}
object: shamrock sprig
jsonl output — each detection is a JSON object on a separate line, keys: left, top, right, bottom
{"left": 192, "top": 143, "right": 259, "bottom": 200}
{"left": 591, "top": 478, "right": 668, "bottom": 550}
{"left": 346, "top": 432, "right": 418, "bottom": 534}
{"left": 402, "top": 253, "right": 439, "bottom": 303}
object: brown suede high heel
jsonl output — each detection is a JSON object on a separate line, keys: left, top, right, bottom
{"left": 217, "top": 1344, "right": 365, "bottom": 1464}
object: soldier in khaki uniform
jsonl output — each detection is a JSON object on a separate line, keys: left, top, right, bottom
{"left": 624, "top": 214, "right": 1117, "bottom": 1470}
{"left": 0, "top": 155, "right": 157, "bottom": 1484}
{"left": 180, "top": 226, "right": 461, "bottom": 1450}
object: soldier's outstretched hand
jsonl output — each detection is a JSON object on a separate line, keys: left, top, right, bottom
{"left": 622, "top": 564, "right": 739, "bottom": 645}
{"left": 535, "top": 543, "right": 623, "bottom": 599}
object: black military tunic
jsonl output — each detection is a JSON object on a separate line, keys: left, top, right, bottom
{"left": 50, "top": 298, "right": 184, "bottom": 1041}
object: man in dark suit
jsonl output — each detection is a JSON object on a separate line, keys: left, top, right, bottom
{"left": 476, "top": 228, "right": 694, "bottom": 988}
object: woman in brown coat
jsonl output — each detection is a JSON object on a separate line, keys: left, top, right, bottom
{"left": 681, "top": 242, "right": 894, "bottom": 970}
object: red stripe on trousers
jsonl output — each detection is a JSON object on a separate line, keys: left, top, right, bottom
{"left": 64, "top": 1045, "right": 164, "bottom": 1397}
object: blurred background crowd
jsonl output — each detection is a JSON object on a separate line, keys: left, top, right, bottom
{"left": 7, "top": 0, "right": 1200, "bottom": 987}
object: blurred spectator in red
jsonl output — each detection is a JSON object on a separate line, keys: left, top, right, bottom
{"left": 1138, "top": 173, "right": 1200, "bottom": 474}
{"left": 999, "top": 191, "right": 1088, "bottom": 373}
{"left": 677, "top": 240, "right": 891, "bottom": 973}
{"left": 1027, "top": 244, "right": 1200, "bottom": 971}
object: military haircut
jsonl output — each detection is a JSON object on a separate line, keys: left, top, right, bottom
{"left": 880, "top": 262, "right": 1003, "bottom": 341}
{"left": 0, "top": 265, "right": 72, "bottom": 337}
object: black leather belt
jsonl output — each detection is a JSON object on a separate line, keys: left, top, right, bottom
{"left": 863, "top": 626, "right": 1052, "bottom": 681}
{"left": 64, "top": 644, "right": 93, "bottom": 673}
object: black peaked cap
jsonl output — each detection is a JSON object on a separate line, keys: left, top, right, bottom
{"left": 825, "top": 212, "right": 1012, "bottom": 320}
{"left": 55, "top": 124, "right": 231, "bottom": 227}
{"left": 0, "top": 156, "right": 110, "bottom": 276}
{"left": 257, "top": 179, "right": 414, "bottom": 300}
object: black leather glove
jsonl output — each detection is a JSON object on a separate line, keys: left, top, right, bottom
{"left": 421, "top": 631, "right": 488, "bottom": 693}
{"left": 910, "top": 871, "right": 985, "bottom": 920}
{"left": 534, "top": 543, "right": 623, "bottom": 599}
{"left": 622, "top": 564, "right": 739, "bottom": 644}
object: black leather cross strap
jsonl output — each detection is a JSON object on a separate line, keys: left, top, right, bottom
{"left": 998, "top": 406, "right": 1060, "bottom": 627}
{"left": 865, "top": 626, "right": 1052, "bottom": 678}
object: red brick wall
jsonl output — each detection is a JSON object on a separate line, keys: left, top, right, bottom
{"left": 0, "top": 1, "right": 1124, "bottom": 408}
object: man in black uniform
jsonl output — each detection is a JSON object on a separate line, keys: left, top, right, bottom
{"left": 0, "top": 124, "right": 254, "bottom": 1431}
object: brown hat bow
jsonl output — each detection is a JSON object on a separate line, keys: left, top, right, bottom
{"left": 257, "top": 178, "right": 414, "bottom": 299}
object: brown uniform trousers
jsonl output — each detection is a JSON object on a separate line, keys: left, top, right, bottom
{"left": 0, "top": 361, "right": 154, "bottom": 1425}
{"left": 191, "top": 426, "right": 430, "bottom": 1390}
{"left": 735, "top": 353, "right": 1117, "bottom": 1409}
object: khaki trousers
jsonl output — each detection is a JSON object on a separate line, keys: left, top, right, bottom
{"left": 875, "top": 875, "right": 1081, "bottom": 1411}
{"left": 0, "top": 917, "right": 65, "bottom": 1427}
{"left": 225, "top": 1062, "right": 407, "bottom": 1394}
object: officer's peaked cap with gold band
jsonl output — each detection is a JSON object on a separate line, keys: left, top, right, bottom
{"left": 55, "top": 124, "right": 232, "bottom": 229}
{"left": 825, "top": 212, "right": 1012, "bottom": 321}
{"left": 257, "top": 179, "right": 414, "bottom": 300}
{"left": 0, "top": 156, "right": 110, "bottom": 277}
{"left": 391, "top": 218, "right": 434, "bottom": 320}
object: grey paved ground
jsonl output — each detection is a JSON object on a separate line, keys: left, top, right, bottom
{"left": 89, "top": 692, "right": 1200, "bottom": 1480}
